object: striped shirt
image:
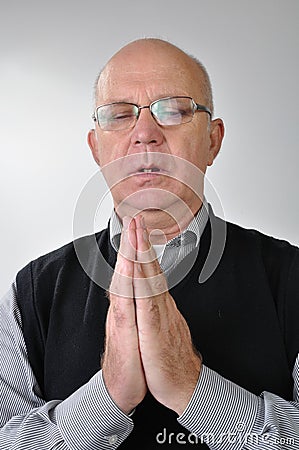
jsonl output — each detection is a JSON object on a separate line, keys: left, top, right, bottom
{"left": 1, "top": 205, "right": 299, "bottom": 449}
{"left": 109, "top": 198, "right": 209, "bottom": 271}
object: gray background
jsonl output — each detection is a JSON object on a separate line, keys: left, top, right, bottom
{"left": 1, "top": 0, "right": 298, "bottom": 298}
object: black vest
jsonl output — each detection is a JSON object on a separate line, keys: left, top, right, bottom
{"left": 16, "top": 212, "right": 299, "bottom": 449}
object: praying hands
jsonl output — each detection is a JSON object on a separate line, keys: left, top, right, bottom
{"left": 102, "top": 215, "right": 202, "bottom": 416}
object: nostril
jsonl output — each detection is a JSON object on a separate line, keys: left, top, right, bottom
{"left": 135, "top": 138, "right": 158, "bottom": 145}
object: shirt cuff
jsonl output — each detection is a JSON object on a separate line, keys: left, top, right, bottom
{"left": 53, "top": 370, "right": 134, "bottom": 450}
{"left": 178, "top": 365, "right": 261, "bottom": 450}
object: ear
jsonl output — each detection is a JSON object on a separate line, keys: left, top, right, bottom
{"left": 87, "top": 129, "right": 101, "bottom": 166}
{"left": 207, "top": 118, "right": 225, "bottom": 166}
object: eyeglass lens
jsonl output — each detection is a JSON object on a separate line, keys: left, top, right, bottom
{"left": 96, "top": 97, "right": 196, "bottom": 131}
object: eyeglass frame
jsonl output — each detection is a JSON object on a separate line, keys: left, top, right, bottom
{"left": 91, "top": 96, "right": 212, "bottom": 130}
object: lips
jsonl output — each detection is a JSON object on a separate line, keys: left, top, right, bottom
{"left": 137, "top": 167, "right": 161, "bottom": 173}
{"left": 129, "top": 160, "right": 171, "bottom": 175}
{"left": 130, "top": 166, "right": 169, "bottom": 178}
{"left": 101, "top": 153, "right": 175, "bottom": 186}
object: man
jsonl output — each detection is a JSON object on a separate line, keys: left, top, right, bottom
{"left": 0, "top": 38, "right": 298, "bottom": 449}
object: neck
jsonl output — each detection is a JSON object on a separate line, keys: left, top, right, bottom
{"left": 115, "top": 199, "right": 203, "bottom": 244}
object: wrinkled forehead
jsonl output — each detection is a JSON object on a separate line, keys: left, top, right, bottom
{"left": 96, "top": 44, "right": 204, "bottom": 104}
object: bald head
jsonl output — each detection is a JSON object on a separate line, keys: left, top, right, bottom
{"left": 94, "top": 38, "right": 214, "bottom": 115}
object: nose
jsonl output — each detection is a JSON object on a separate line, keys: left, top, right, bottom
{"left": 130, "top": 107, "right": 164, "bottom": 148}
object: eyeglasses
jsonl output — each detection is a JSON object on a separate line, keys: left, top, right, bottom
{"left": 92, "top": 96, "right": 212, "bottom": 131}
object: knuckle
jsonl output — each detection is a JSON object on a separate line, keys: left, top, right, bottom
{"left": 151, "top": 274, "right": 167, "bottom": 295}
{"left": 111, "top": 303, "right": 131, "bottom": 327}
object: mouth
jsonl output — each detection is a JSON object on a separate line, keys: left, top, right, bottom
{"left": 129, "top": 163, "right": 170, "bottom": 175}
{"left": 131, "top": 167, "right": 169, "bottom": 180}
{"left": 137, "top": 167, "right": 162, "bottom": 173}
{"left": 127, "top": 166, "right": 167, "bottom": 184}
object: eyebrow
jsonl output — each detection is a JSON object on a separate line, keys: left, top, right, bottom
{"left": 98, "top": 94, "right": 190, "bottom": 105}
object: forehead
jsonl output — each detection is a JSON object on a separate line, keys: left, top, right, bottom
{"left": 96, "top": 43, "right": 204, "bottom": 104}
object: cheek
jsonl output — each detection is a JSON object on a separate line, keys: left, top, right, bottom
{"left": 97, "top": 134, "right": 129, "bottom": 168}
{"left": 169, "top": 132, "right": 210, "bottom": 172}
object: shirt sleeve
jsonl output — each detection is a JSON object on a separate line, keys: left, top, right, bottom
{"left": 0, "top": 282, "right": 134, "bottom": 450}
{"left": 178, "top": 363, "right": 299, "bottom": 449}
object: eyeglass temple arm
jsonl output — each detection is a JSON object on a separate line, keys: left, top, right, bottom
{"left": 195, "top": 103, "right": 212, "bottom": 117}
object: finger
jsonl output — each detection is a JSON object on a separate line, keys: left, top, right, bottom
{"left": 116, "top": 216, "right": 136, "bottom": 269}
{"left": 135, "top": 215, "right": 161, "bottom": 270}
{"left": 109, "top": 216, "right": 135, "bottom": 299}
{"left": 106, "top": 216, "right": 137, "bottom": 357}
{"left": 134, "top": 215, "right": 168, "bottom": 298}
{"left": 103, "top": 217, "right": 147, "bottom": 414}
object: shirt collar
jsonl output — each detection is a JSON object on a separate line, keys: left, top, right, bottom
{"left": 109, "top": 197, "right": 209, "bottom": 252}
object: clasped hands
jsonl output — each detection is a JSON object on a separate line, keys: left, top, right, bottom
{"left": 102, "top": 214, "right": 202, "bottom": 416}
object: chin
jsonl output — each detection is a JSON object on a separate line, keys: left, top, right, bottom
{"left": 115, "top": 188, "right": 194, "bottom": 219}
